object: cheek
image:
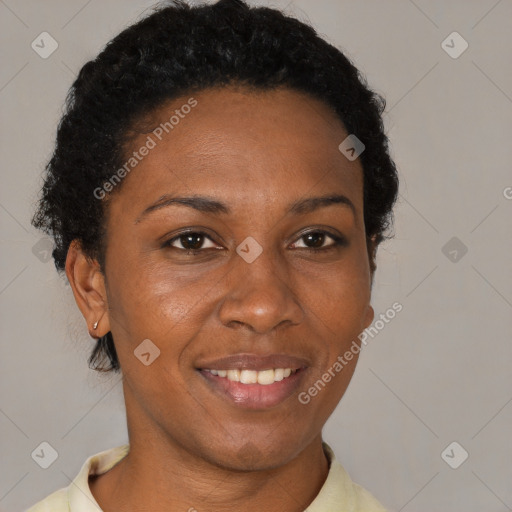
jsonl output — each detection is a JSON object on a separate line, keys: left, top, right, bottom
{"left": 301, "top": 257, "right": 371, "bottom": 329}
{"left": 297, "top": 256, "right": 371, "bottom": 384}
{"left": 107, "top": 267, "right": 198, "bottom": 408}
{"left": 106, "top": 260, "right": 217, "bottom": 376}
{"left": 108, "top": 257, "right": 191, "bottom": 328}
{"left": 297, "top": 270, "right": 368, "bottom": 413}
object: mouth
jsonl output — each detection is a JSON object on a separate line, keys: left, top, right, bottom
{"left": 195, "top": 354, "right": 310, "bottom": 409}
{"left": 202, "top": 367, "right": 300, "bottom": 384}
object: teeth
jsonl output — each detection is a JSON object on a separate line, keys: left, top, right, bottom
{"left": 227, "top": 369, "right": 240, "bottom": 382}
{"left": 205, "top": 368, "right": 297, "bottom": 385}
{"left": 257, "top": 369, "right": 275, "bottom": 385}
{"left": 274, "top": 368, "right": 284, "bottom": 381}
{"left": 240, "top": 369, "right": 258, "bottom": 384}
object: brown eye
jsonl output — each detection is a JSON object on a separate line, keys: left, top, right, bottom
{"left": 178, "top": 233, "right": 205, "bottom": 250}
{"left": 303, "top": 232, "right": 327, "bottom": 248}
{"left": 292, "top": 230, "right": 345, "bottom": 250}
{"left": 163, "top": 231, "right": 218, "bottom": 252}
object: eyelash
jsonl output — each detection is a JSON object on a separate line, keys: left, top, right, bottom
{"left": 162, "top": 229, "right": 346, "bottom": 255}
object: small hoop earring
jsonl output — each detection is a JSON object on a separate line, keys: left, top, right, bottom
{"left": 93, "top": 321, "right": 99, "bottom": 330}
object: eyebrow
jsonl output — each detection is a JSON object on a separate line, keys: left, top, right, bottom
{"left": 135, "top": 193, "right": 356, "bottom": 224}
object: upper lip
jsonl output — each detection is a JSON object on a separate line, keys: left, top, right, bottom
{"left": 196, "top": 353, "right": 310, "bottom": 371}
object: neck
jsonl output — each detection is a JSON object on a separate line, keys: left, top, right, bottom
{"left": 89, "top": 380, "right": 330, "bottom": 512}
{"left": 90, "top": 424, "right": 329, "bottom": 512}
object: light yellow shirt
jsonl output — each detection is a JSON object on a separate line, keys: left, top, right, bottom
{"left": 25, "top": 442, "right": 388, "bottom": 511}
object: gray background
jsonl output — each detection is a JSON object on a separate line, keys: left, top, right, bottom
{"left": 1, "top": 0, "right": 511, "bottom": 511}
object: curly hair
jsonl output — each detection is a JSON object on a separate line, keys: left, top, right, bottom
{"left": 32, "top": 0, "right": 399, "bottom": 373}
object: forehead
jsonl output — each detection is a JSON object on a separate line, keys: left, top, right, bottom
{"left": 112, "top": 86, "right": 364, "bottom": 216}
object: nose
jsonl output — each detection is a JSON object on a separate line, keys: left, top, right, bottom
{"left": 217, "top": 247, "right": 304, "bottom": 334}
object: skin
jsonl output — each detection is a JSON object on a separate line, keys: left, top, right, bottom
{"left": 66, "top": 86, "right": 376, "bottom": 512}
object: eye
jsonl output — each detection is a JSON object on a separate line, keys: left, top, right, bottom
{"left": 290, "top": 230, "right": 346, "bottom": 251}
{"left": 163, "top": 231, "right": 220, "bottom": 253}
{"left": 162, "top": 228, "right": 346, "bottom": 255}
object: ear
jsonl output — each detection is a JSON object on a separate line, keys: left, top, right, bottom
{"left": 363, "top": 303, "right": 374, "bottom": 330}
{"left": 65, "top": 239, "right": 110, "bottom": 338}
{"left": 366, "top": 234, "right": 378, "bottom": 279}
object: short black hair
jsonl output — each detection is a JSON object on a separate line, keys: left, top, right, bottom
{"left": 32, "top": 0, "right": 399, "bottom": 373}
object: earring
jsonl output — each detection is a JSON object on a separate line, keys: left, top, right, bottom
{"left": 93, "top": 321, "right": 98, "bottom": 330}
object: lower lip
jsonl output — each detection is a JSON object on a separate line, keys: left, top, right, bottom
{"left": 198, "top": 369, "right": 308, "bottom": 409}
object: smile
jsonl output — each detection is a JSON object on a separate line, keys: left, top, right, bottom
{"left": 203, "top": 368, "right": 299, "bottom": 385}
{"left": 198, "top": 367, "right": 307, "bottom": 409}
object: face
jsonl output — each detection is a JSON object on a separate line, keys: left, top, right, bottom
{"left": 73, "top": 86, "right": 375, "bottom": 471}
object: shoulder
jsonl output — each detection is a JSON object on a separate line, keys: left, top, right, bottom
{"left": 24, "top": 444, "right": 130, "bottom": 512}
{"left": 350, "top": 480, "right": 389, "bottom": 511}
{"left": 24, "top": 487, "right": 68, "bottom": 512}
{"left": 306, "top": 442, "right": 389, "bottom": 512}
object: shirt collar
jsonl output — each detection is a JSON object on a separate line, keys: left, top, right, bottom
{"left": 65, "top": 442, "right": 385, "bottom": 511}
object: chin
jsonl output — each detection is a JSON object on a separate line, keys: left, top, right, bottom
{"left": 201, "top": 433, "right": 307, "bottom": 472}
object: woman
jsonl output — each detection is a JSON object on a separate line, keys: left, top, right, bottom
{"left": 28, "top": 0, "right": 398, "bottom": 510}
